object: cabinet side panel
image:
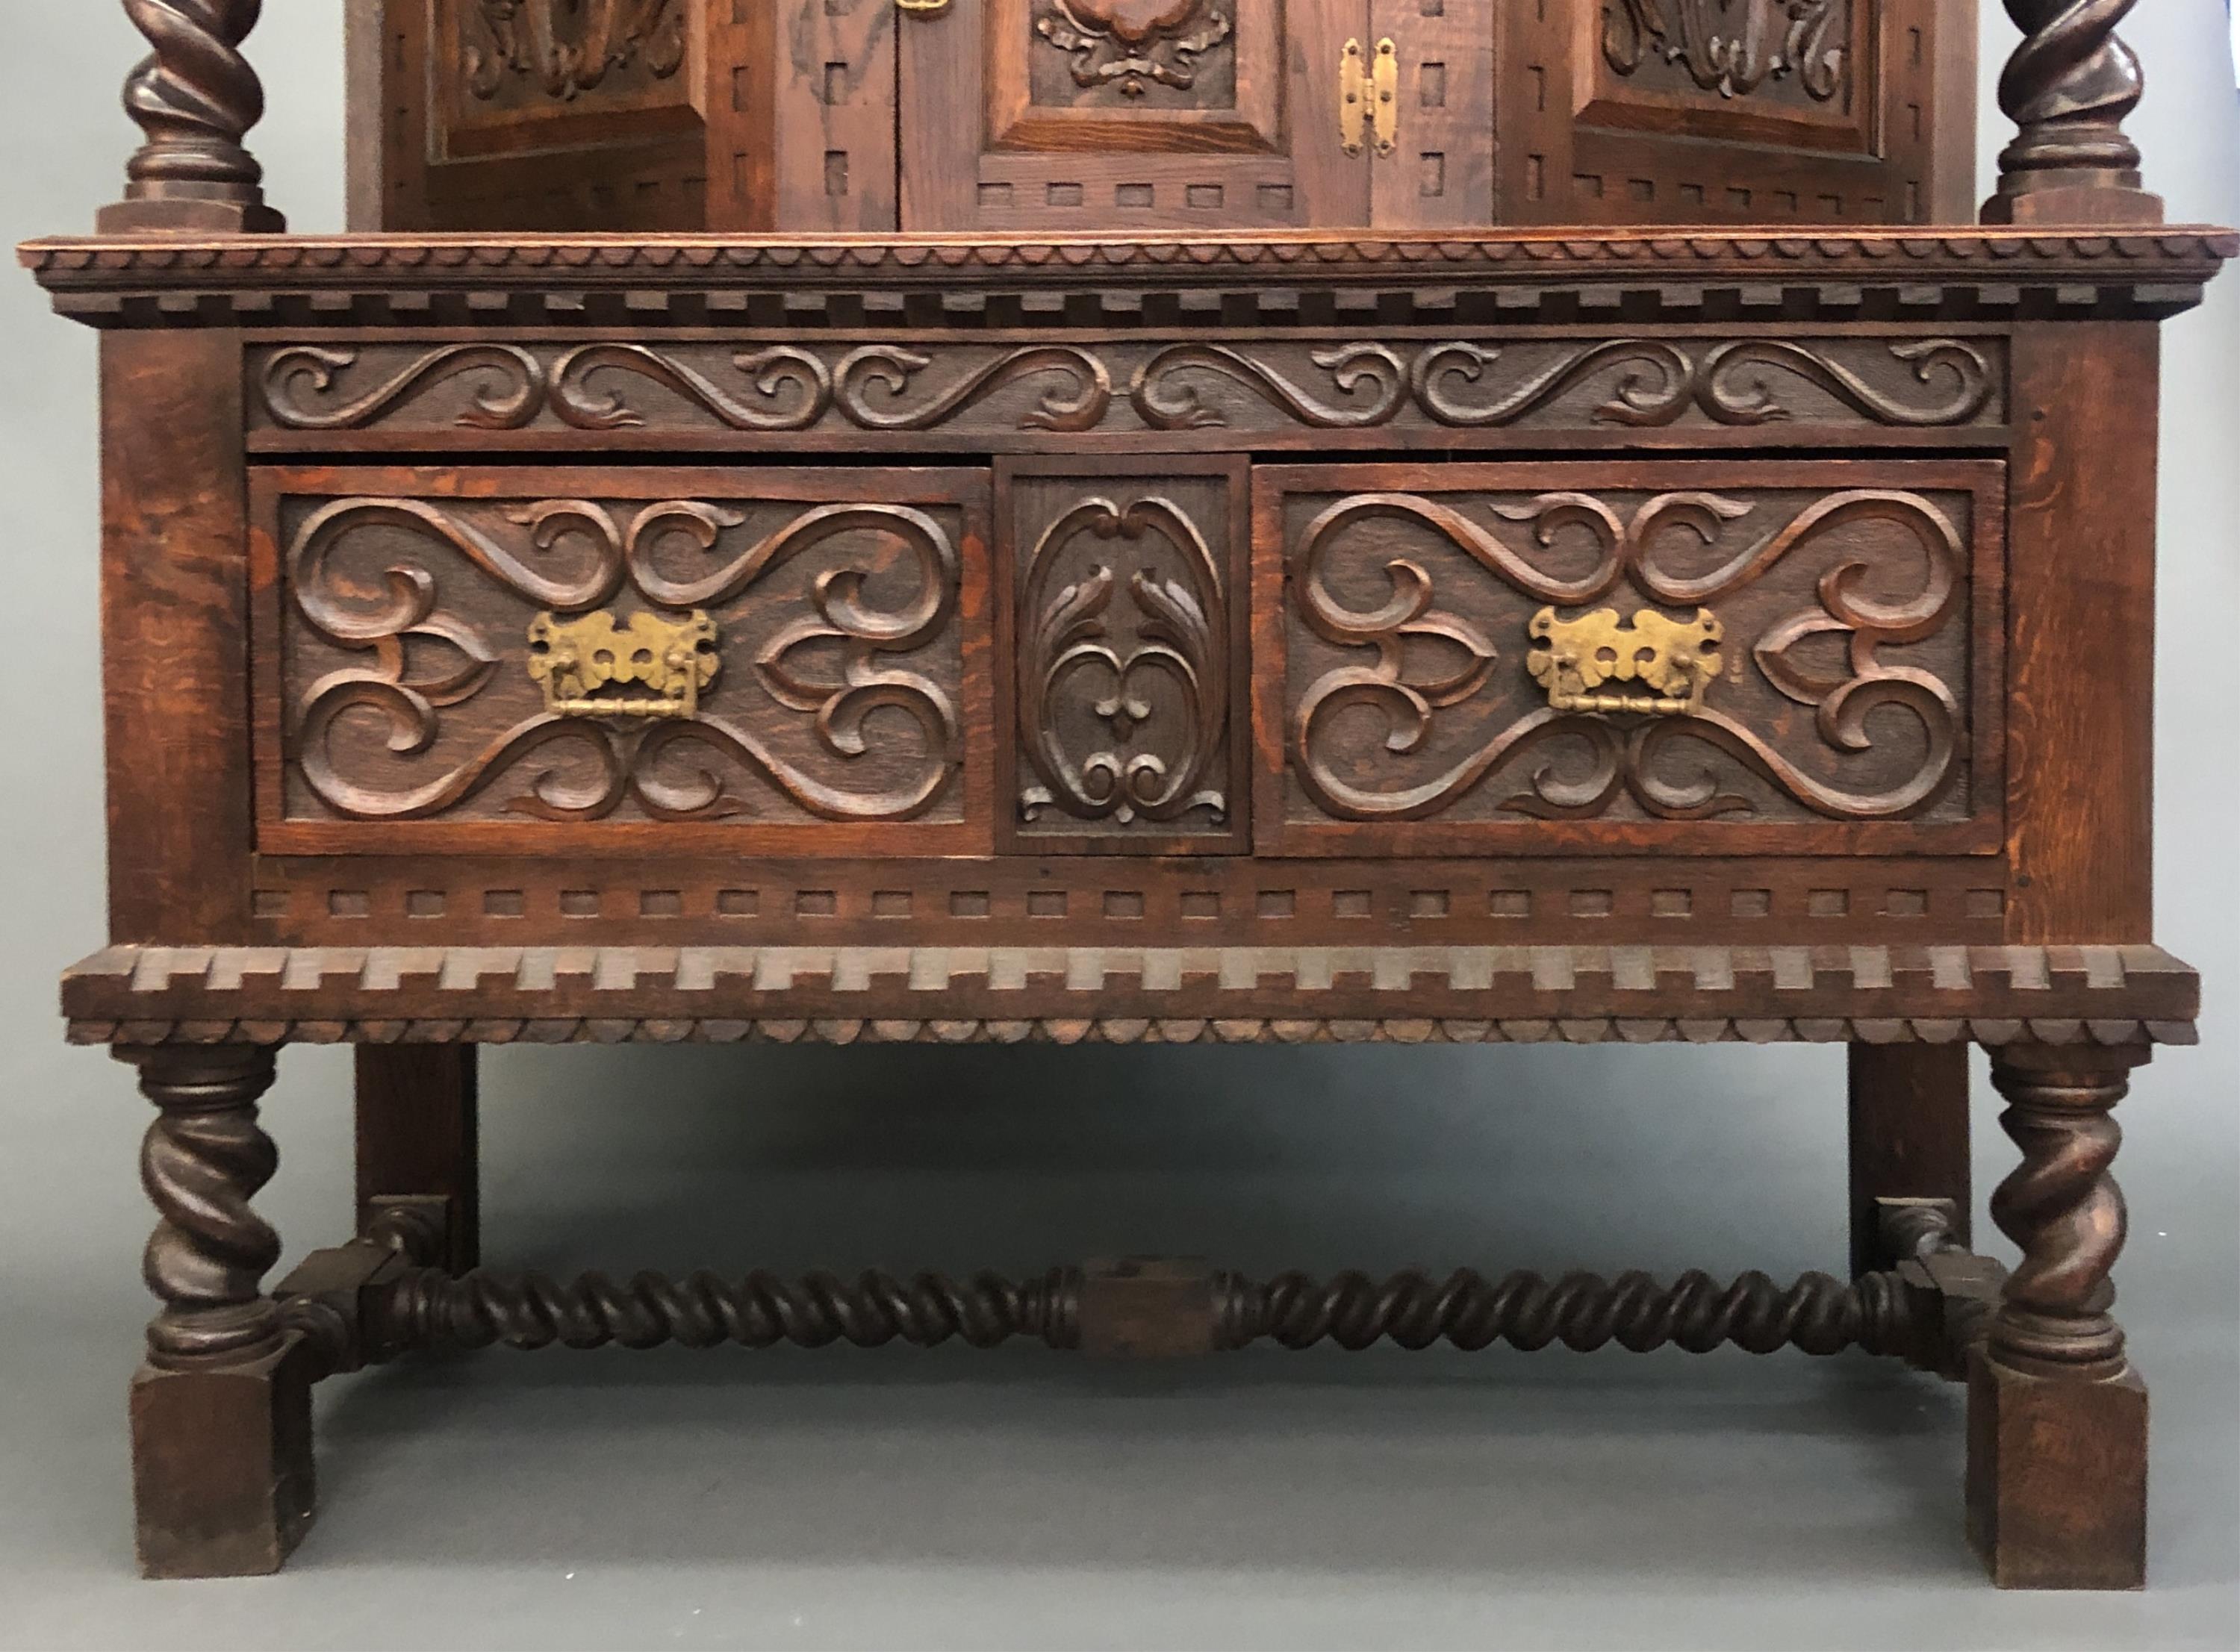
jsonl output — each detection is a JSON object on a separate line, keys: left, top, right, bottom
{"left": 2004, "top": 324, "right": 2159, "bottom": 942}
{"left": 100, "top": 334, "right": 255, "bottom": 944}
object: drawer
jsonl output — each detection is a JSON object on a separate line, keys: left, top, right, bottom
{"left": 249, "top": 466, "right": 994, "bottom": 855}
{"left": 1253, "top": 461, "right": 2004, "bottom": 857}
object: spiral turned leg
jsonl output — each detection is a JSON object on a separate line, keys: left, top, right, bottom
{"left": 1967, "top": 1046, "right": 2150, "bottom": 1590}
{"left": 1983, "top": 0, "right": 2159, "bottom": 225}
{"left": 121, "top": 1045, "right": 314, "bottom": 1579}
{"left": 99, "top": 0, "right": 284, "bottom": 232}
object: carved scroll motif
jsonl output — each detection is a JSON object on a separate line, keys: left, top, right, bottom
{"left": 251, "top": 340, "right": 1999, "bottom": 434}
{"left": 1291, "top": 488, "right": 1967, "bottom": 824}
{"left": 1036, "top": 0, "right": 1235, "bottom": 97}
{"left": 550, "top": 345, "right": 833, "bottom": 431}
{"left": 1018, "top": 497, "right": 1229, "bottom": 829}
{"left": 287, "top": 496, "right": 962, "bottom": 824}
{"left": 1603, "top": 0, "right": 1847, "bottom": 102}
{"left": 262, "top": 345, "right": 548, "bottom": 431}
{"left": 836, "top": 346, "right": 1114, "bottom": 433}
{"left": 1132, "top": 344, "right": 1409, "bottom": 431}
{"left": 464, "top": 0, "right": 685, "bottom": 102}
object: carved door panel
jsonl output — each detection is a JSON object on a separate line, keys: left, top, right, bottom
{"left": 1254, "top": 461, "right": 2005, "bottom": 857}
{"left": 250, "top": 466, "right": 995, "bottom": 855}
{"left": 898, "top": 0, "right": 1372, "bottom": 232}
{"left": 1496, "top": 0, "right": 1973, "bottom": 225}
{"left": 999, "top": 458, "right": 1251, "bottom": 855}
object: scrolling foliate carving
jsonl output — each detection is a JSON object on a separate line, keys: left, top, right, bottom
{"left": 1603, "top": 0, "right": 1847, "bottom": 102}
{"left": 248, "top": 340, "right": 2000, "bottom": 435}
{"left": 284, "top": 496, "right": 962, "bottom": 825}
{"left": 1018, "top": 497, "right": 1229, "bottom": 829}
{"left": 1035, "top": 0, "right": 1234, "bottom": 98}
{"left": 464, "top": 0, "right": 685, "bottom": 102}
{"left": 1289, "top": 487, "right": 1970, "bottom": 826}
{"left": 262, "top": 345, "right": 548, "bottom": 431}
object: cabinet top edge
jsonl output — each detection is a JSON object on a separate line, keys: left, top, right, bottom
{"left": 23, "top": 227, "right": 2232, "bottom": 330}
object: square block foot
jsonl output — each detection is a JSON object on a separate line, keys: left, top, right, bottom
{"left": 1966, "top": 1349, "right": 2147, "bottom": 1589}
{"left": 131, "top": 1342, "right": 316, "bottom": 1579}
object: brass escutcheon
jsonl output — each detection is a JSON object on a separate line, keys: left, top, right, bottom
{"left": 1526, "top": 606, "right": 1724, "bottom": 716}
{"left": 526, "top": 609, "right": 721, "bottom": 720}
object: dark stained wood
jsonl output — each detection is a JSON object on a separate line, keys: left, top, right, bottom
{"left": 1253, "top": 458, "right": 2006, "bottom": 859}
{"left": 1847, "top": 1044, "right": 1971, "bottom": 1277}
{"left": 131, "top": 1347, "right": 317, "bottom": 1579}
{"left": 36, "top": 0, "right": 2224, "bottom": 1588}
{"left": 1969, "top": 1044, "right": 2153, "bottom": 1588}
{"left": 356, "top": 1047, "right": 481, "bottom": 1273}
{"left": 1983, "top": 0, "right": 2159, "bottom": 226}
{"left": 2003, "top": 325, "right": 2161, "bottom": 944}
{"left": 101, "top": 333, "right": 257, "bottom": 944}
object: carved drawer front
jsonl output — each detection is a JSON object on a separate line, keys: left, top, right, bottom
{"left": 999, "top": 458, "right": 1250, "bottom": 854}
{"left": 1254, "top": 461, "right": 2004, "bottom": 857}
{"left": 251, "top": 466, "right": 993, "bottom": 855}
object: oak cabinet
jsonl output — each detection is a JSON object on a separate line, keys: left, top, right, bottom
{"left": 355, "top": 0, "right": 1973, "bottom": 233}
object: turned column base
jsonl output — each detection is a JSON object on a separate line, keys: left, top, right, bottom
{"left": 131, "top": 1338, "right": 319, "bottom": 1579}
{"left": 1966, "top": 1347, "right": 2148, "bottom": 1590}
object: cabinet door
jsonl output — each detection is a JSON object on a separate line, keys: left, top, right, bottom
{"left": 899, "top": 0, "right": 1370, "bottom": 232}
{"left": 1366, "top": 0, "right": 1495, "bottom": 229}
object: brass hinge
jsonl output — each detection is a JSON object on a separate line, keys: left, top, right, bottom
{"left": 1340, "top": 37, "right": 1399, "bottom": 158}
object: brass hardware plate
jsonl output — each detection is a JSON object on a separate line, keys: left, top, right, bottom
{"left": 1340, "top": 38, "right": 1369, "bottom": 157}
{"left": 1369, "top": 37, "right": 1399, "bottom": 158}
{"left": 1526, "top": 607, "right": 1724, "bottom": 716}
{"left": 1340, "top": 38, "right": 1401, "bottom": 160}
{"left": 526, "top": 609, "right": 721, "bottom": 720}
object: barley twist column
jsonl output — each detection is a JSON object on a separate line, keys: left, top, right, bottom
{"left": 133, "top": 1045, "right": 285, "bottom": 1368}
{"left": 1969, "top": 1044, "right": 2151, "bottom": 1589}
{"left": 1984, "top": 0, "right": 2159, "bottom": 225}
{"left": 100, "top": 0, "right": 284, "bottom": 232}
{"left": 1985, "top": 1057, "right": 2132, "bottom": 1378}
{"left": 121, "top": 1045, "right": 313, "bottom": 1578}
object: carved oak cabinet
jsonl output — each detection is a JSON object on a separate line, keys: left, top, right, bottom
{"left": 23, "top": 0, "right": 2230, "bottom": 1591}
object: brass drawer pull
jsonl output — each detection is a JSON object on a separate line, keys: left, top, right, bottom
{"left": 527, "top": 610, "right": 721, "bottom": 720}
{"left": 1527, "top": 607, "right": 1724, "bottom": 716}
{"left": 897, "top": 0, "right": 952, "bottom": 15}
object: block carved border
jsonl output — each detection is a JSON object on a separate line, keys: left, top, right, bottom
{"left": 65, "top": 943, "right": 2200, "bottom": 1050}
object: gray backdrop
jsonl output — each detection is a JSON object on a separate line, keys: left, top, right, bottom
{"left": 2, "top": 4, "right": 2235, "bottom": 1648}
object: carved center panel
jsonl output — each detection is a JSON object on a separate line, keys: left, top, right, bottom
{"left": 1032, "top": 0, "right": 1238, "bottom": 105}
{"left": 1266, "top": 463, "right": 2003, "bottom": 853}
{"left": 261, "top": 469, "right": 990, "bottom": 846}
{"left": 1003, "top": 463, "right": 1248, "bottom": 853}
{"left": 459, "top": 0, "right": 685, "bottom": 108}
{"left": 1602, "top": 0, "right": 1850, "bottom": 107}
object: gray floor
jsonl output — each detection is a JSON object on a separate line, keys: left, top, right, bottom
{"left": 3, "top": 1041, "right": 2236, "bottom": 1651}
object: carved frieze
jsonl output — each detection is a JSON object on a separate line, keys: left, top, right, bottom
{"left": 1277, "top": 470, "right": 1998, "bottom": 844}
{"left": 251, "top": 337, "right": 2004, "bottom": 441}
{"left": 273, "top": 482, "right": 974, "bottom": 832}
{"left": 1602, "top": 0, "right": 1848, "bottom": 103}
